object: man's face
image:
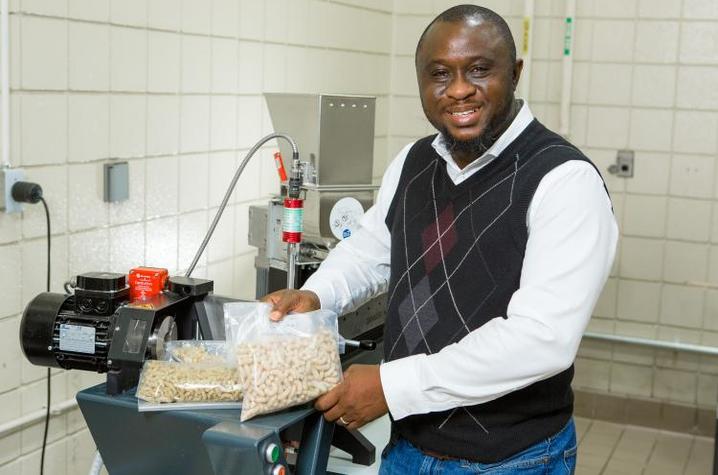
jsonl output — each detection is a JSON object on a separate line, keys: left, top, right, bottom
{"left": 416, "top": 20, "right": 521, "bottom": 153}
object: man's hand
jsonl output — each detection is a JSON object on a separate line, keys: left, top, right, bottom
{"left": 261, "top": 289, "right": 321, "bottom": 321}
{"left": 314, "top": 364, "right": 389, "bottom": 430}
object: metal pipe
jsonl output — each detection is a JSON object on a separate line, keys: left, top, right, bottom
{"left": 0, "top": 397, "right": 78, "bottom": 439}
{"left": 686, "top": 280, "right": 718, "bottom": 290}
{"left": 185, "top": 133, "right": 299, "bottom": 278}
{"left": 559, "top": 0, "right": 576, "bottom": 137}
{"left": 583, "top": 332, "right": 718, "bottom": 357}
{"left": 1, "top": 0, "right": 10, "bottom": 167}
{"left": 519, "top": 0, "right": 534, "bottom": 101}
{"left": 287, "top": 242, "right": 297, "bottom": 290}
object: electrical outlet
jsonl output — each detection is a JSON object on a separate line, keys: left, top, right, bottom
{"left": 608, "top": 150, "right": 634, "bottom": 178}
{"left": 0, "top": 167, "right": 26, "bottom": 213}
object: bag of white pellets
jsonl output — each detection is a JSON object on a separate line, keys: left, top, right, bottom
{"left": 135, "top": 340, "right": 243, "bottom": 411}
{"left": 165, "top": 340, "right": 231, "bottom": 364}
{"left": 223, "top": 302, "right": 343, "bottom": 422}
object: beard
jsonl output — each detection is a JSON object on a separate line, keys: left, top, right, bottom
{"left": 441, "top": 126, "right": 495, "bottom": 157}
{"left": 440, "top": 98, "right": 519, "bottom": 158}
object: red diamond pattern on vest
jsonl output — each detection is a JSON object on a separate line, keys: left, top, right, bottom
{"left": 421, "top": 202, "right": 457, "bottom": 274}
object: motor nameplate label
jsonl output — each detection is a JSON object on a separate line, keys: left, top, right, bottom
{"left": 59, "top": 324, "right": 96, "bottom": 354}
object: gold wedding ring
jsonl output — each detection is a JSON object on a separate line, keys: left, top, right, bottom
{"left": 339, "top": 416, "right": 349, "bottom": 425}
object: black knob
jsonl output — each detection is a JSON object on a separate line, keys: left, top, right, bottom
{"left": 359, "top": 340, "right": 377, "bottom": 351}
{"left": 344, "top": 339, "right": 378, "bottom": 351}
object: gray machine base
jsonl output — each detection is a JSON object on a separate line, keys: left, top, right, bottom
{"left": 77, "top": 383, "right": 348, "bottom": 475}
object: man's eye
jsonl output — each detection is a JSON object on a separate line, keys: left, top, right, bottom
{"left": 470, "top": 66, "right": 489, "bottom": 75}
{"left": 432, "top": 70, "right": 449, "bottom": 78}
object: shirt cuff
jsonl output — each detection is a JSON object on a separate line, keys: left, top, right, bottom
{"left": 300, "top": 279, "right": 338, "bottom": 315}
{"left": 379, "top": 354, "right": 428, "bottom": 421}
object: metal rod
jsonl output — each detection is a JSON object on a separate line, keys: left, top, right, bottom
{"left": 287, "top": 242, "right": 298, "bottom": 290}
{"left": 559, "top": 0, "right": 576, "bottom": 137}
{"left": 1, "top": 0, "right": 10, "bottom": 167}
{"left": 519, "top": 0, "right": 534, "bottom": 101}
{"left": 0, "top": 398, "right": 77, "bottom": 439}
{"left": 583, "top": 331, "right": 718, "bottom": 357}
{"left": 185, "top": 133, "right": 299, "bottom": 278}
{"left": 304, "top": 184, "right": 380, "bottom": 192}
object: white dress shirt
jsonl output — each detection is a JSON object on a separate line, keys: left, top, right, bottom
{"left": 302, "top": 102, "right": 619, "bottom": 421}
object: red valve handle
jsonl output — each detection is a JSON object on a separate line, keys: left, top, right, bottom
{"left": 274, "top": 152, "right": 288, "bottom": 182}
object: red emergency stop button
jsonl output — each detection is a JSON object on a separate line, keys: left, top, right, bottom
{"left": 271, "top": 465, "right": 286, "bottom": 475}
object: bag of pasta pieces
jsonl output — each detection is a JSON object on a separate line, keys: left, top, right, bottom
{"left": 135, "top": 340, "right": 243, "bottom": 411}
{"left": 223, "top": 302, "right": 343, "bottom": 422}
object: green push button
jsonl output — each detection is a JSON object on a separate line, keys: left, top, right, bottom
{"left": 264, "top": 443, "right": 280, "bottom": 463}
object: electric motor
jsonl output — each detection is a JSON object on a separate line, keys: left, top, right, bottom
{"left": 20, "top": 270, "right": 218, "bottom": 394}
{"left": 20, "top": 272, "right": 129, "bottom": 373}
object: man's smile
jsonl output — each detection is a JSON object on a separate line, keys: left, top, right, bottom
{"left": 446, "top": 106, "right": 481, "bottom": 126}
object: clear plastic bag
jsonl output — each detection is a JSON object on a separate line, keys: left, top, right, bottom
{"left": 164, "top": 340, "right": 230, "bottom": 364}
{"left": 223, "top": 302, "right": 343, "bottom": 422}
{"left": 135, "top": 359, "right": 243, "bottom": 411}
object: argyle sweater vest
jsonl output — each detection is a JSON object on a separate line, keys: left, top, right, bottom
{"left": 383, "top": 119, "right": 603, "bottom": 462}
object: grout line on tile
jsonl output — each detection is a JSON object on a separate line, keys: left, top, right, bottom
{"left": 639, "top": 435, "right": 659, "bottom": 475}
{"left": 597, "top": 423, "right": 626, "bottom": 475}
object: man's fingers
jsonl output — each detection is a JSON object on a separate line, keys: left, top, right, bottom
{"left": 260, "top": 290, "right": 283, "bottom": 305}
{"left": 261, "top": 290, "right": 298, "bottom": 321}
{"left": 263, "top": 301, "right": 282, "bottom": 321}
{"left": 314, "top": 385, "right": 341, "bottom": 412}
{"left": 269, "top": 294, "right": 295, "bottom": 321}
{"left": 271, "top": 292, "right": 306, "bottom": 320}
{"left": 322, "top": 404, "right": 346, "bottom": 423}
{"left": 260, "top": 290, "right": 321, "bottom": 321}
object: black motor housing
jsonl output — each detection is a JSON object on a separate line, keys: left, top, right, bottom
{"left": 20, "top": 272, "right": 219, "bottom": 394}
{"left": 19, "top": 272, "right": 129, "bottom": 372}
{"left": 20, "top": 292, "right": 69, "bottom": 368}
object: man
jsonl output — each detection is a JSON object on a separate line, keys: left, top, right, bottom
{"left": 264, "top": 4, "right": 617, "bottom": 474}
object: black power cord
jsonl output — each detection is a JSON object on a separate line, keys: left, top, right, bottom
{"left": 39, "top": 196, "right": 51, "bottom": 475}
{"left": 13, "top": 182, "right": 51, "bottom": 475}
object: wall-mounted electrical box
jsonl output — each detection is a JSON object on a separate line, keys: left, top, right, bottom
{"left": 0, "top": 167, "right": 26, "bottom": 213}
{"left": 103, "top": 162, "right": 129, "bottom": 202}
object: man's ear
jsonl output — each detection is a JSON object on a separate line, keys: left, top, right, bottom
{"left": 512, "top": 59, "right": 524, "bottom": 91}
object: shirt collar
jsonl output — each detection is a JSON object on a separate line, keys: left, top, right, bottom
{"left": 431, "top": 100, "right": 535, "bottom": 173}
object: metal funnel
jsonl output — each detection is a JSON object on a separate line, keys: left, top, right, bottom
{"left": 264, "top": 93, "right": 376, "bottom": 186}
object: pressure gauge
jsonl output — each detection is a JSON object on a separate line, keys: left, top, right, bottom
{"left": 329, "top": 197, "right": 364, "bottom": 240}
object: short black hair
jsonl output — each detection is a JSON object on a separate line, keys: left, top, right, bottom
{"left": 415, "top": 4, "right": 517, "bottom": 66}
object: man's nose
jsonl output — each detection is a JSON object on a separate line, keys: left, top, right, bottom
{"left": 446, "top": 74, "right": 476, "bottom": 100}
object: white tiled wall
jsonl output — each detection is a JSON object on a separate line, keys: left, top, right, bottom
{"left": 0, "top": 0, "right": 392, "bottom": 473}
{"left": 3, "top": 0, "right": 718, "bottom": 473}
{"left": 388, "top": 0, "right": 718, "bottom": 418}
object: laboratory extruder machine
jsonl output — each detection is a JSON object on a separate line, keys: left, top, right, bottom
{"left": 253, "top": 93, "right": 386, "bottom": 362}
{"left": 17, "top": 94, "right": 386, "bottom": 475}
